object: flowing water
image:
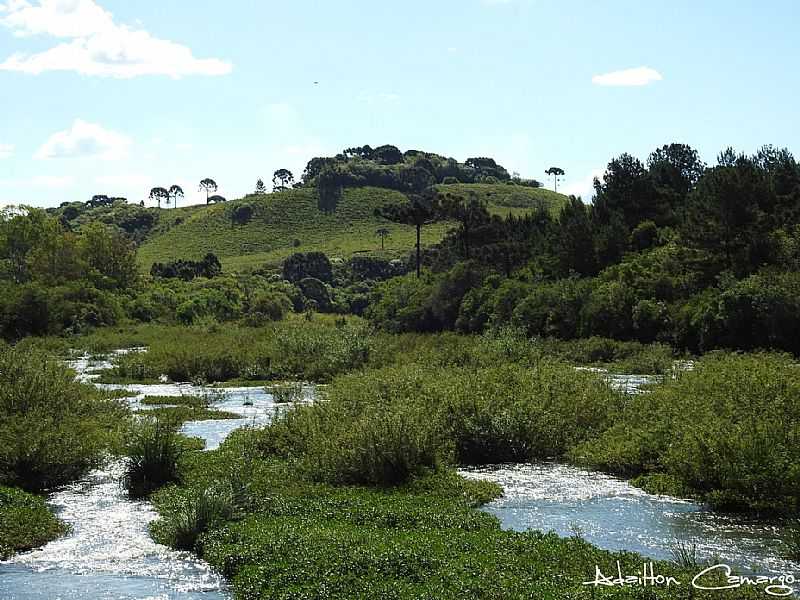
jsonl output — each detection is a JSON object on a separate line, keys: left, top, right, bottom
{"left": 459, "top": 372, "right": 800, "bottom": 580}
{"left": 1, "top": 359, "right": 797, "bottom": 598}
{"left": 0, "top": 353, "right": 311, "bottom": 600}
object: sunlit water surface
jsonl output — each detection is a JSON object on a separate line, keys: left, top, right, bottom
{"left": 0, "top": 353, "right": 312, "bottom": 600}
{"left": 2, "top": 357, "right": 796, "bottom": 598}
{"left": 459, "top": 372, "right": 799, "bottom": 579}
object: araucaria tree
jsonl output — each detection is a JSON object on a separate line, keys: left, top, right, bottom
{"left": 545, "top": 167, "right": 565, "bottom": 192}
{"left": 378, "top": 188, "right": 441, "bottom": 278}
{"left": 168, "top": 185, "right": 184, "bottom": 209}
{"left": 199, "top": 178, "right": 218, "bottom": 204}
{"left": 149, "top": 187, "right": 169, "bottom": 209}
{"left": 254, "top": 178, "right": 267, "bottom": 195}
{"left": 273, "top": 169, "right": 295, "bottom": 192}
{"left": 375, "top": 227, "right": 390, "bottom": 250}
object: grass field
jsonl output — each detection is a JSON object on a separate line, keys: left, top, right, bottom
{"left": 137, "top": 184, "right": 567, "bottom": 272}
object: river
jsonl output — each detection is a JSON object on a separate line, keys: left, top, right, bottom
{"left": 1, "top": 360, "right": 796, "bottom": 599}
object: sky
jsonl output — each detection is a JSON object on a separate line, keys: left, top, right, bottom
{"left": 0, "top": 0, "right": 799, "bottom": 207}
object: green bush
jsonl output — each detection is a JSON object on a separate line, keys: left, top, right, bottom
{"left": 512, "top": 278, "right": 591, "bottom": 339}
{"left": 255, "top": 360, "right": 622, "bottom": 482}
{"left": 0, "top": 486, "right": 67, "bottom": 559}
{"left": 152, "top": 483, "right": 236, "bottom": 551}
{"left": 123, "top": 416, "right": 184, "bottom": 498}
{"left": 571, "top": 353, "right": 800, "bottom": 511}
{"left": 245, "top": 290, "right": 291, "bottom": 325}
{"left": 0, "top": 346, "right": 127, "bottom": 492}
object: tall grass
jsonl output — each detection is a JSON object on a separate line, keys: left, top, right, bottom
{"left": 153, "top": 483, "right": 237, "bottom": 551}
{"left": 103, "top": 320, "right": 372, "bottom": 384}
{"left": 122, "top": 416, "right": 184, "bottom": 498}
{"left": 254, "top": 360, "right": 623, "bottom": 485}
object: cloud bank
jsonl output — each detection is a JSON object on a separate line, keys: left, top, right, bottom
{"left": 35, "top": 119, "right": 131, "bottom": 160}
{"left": 0, "top": 0, "right": 232, "bottom": 78}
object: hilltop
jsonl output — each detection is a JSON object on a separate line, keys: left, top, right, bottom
{"left": 135, "top": 183, "right": 567, "bottom": 271}
{"left": 50, "top": 143, "right": 571, "bottom": 272}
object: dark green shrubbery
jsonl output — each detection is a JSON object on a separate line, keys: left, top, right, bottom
{"left": 0, "top": 486, "right": 67, "bottom": 558}
{"left": 571, "top": 352, "right": 800, "bottom": 511}
{"left": 150, "top": 253, "right": 222, "bottom": 281}
{"left": 0, "top": 346, "right": 127, "bottom": 492}
{"left": 282, "top": 251, "right": 333, "bottom": 284}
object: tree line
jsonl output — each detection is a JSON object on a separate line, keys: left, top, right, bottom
{"left": 367, "top": 143, "right": 800, "bottom": 355}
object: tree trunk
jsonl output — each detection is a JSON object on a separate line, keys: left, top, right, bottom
{"left": 416, "top": 224, "right": 421, "bottom": 278}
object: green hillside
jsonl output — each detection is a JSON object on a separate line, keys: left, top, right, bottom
{"left": 436, "top": 183, "right": 567, "bottom": 217}
{"left": 136, "top": 184, "right": 568, "bottom": 272}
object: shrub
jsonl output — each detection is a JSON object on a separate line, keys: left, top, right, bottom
{"left": 231, "top": 204, "right": 254, "bottom": 225}
{"left": 255, "top": 360, "right": 622, "bottom": 483}
{"left": 152, "top": 483, "right": 236, "bottom": 551}
{"left": 0, "top": 346, "right": 126, "bottom": 492}
{"left": 246, "top": 290, "right": 291, "bottom": 324}
{"left": 0, "top": 486, "right": 67, "bottom": 559}
{"left": 282, "top": 252, "right": 333, "bottom": 284}
{"left": 572, "top": 353, "right": 800, "bottom": 511}
{"left": 512, "top": 278, "right": 591, "bottom": 339}
{"left": 123, "top": 416, "right": 184, "bottom": 498}
{"left": 297, "top": 277, "right": 332, "bottom": 312}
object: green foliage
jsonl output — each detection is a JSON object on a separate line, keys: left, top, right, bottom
{"left": 0, "top": 345, "right": 127, "bottom": 492}
{"left": 122, "top": 416, "right": 185, "bottom": 498}
{"left": 282, "top": 251, "right": 333, "bottom": 283}
{"left": 512, "top": 277, "right": 591, "bottom": 339}
{"left": 0, "top": 486, "right": 67, "bottom": 559}
{"left": 0, "top": 209, "right": 137, "bottom": 339}
{"left": 152, "top": 482, "right": 237, "bottom": 551}
{"left": 148, "top": 421, "right": 756, "bottom": 600}
{"left": 253, "top": 360, "right": 622, "bottom": 483}
{"left": 246, "top": 290, "right": 291, "bottom": 325}
{"left": 571, "top": 353, "right": 800, "bottom": 511}
{"left": 104, "top": 320, "right": 371, "bottom": 384}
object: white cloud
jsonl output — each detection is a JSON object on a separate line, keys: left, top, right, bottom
{"left": 561, "top": 168, "right": 605, "bottom": 201}
{"left": 0, "top": 143, "right": 13, "bottom": 158}
{"left": 35, "top": 119, "right": 131, "bottom": 160}
{"left": 592, "top": 66, "right": 662, "bottom": 87}
{"left": 0, "top": 0, "right": 232, "bottom": 78}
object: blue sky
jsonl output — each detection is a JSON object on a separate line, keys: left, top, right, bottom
{"left": 1, "top": 0, "right": 798, "bottom": 207}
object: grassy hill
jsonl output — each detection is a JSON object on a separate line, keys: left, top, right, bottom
{"left": 436, "top": 183, "right": 566, "bottom": 218}
{"left": 136, "top": 184, "right": 568, "bottom": 272}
